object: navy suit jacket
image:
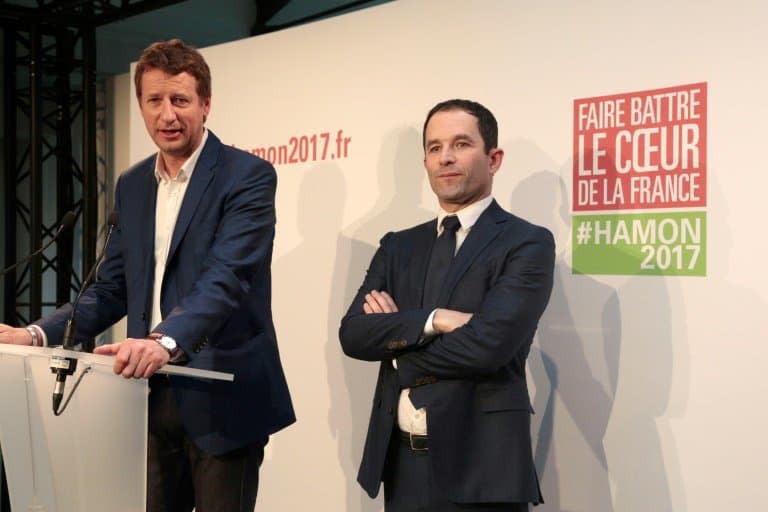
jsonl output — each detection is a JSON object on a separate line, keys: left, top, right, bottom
{"left": 340, "top": 200, "right": 554, "bottom": 504}
{"left": 38, "top": 131, "right": 295, "bottom": 455}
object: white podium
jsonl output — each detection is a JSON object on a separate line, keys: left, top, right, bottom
{"left": 0, "top": 344, "right": 232, "bottom": 512}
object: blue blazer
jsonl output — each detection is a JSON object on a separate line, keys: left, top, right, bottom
{"left": 38, "top": 131, "right": 295, "bottom": 455}
{"left": 340, "top": 200, "right": 554, "bottom": 504}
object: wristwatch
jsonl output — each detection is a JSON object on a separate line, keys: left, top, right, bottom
{"left": 147, "top": 333, "right": 184, "bottom": 362}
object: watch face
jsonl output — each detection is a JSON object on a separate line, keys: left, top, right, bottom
{"left": 159, "top": 336, "right": 177, "bottom": 351}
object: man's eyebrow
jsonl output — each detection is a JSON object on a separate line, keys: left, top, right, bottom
{"left": 426, "top": 133, "right": 476, "bottom": 146}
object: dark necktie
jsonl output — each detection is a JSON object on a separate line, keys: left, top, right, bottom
{"left": 422, "top": 215, "right": 461, "bottom": 308}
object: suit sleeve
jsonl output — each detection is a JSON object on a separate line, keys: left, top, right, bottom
{"left": 395, "top": 228, "right": 555, "bottom": 386}
{"left": 153, "top": 158, "right": 276, "bottom": 349}
{"left": 34, "top": 176, "right": 129, "bottom": 344}
{"left": 339, "top": 233, "right": 431, "bottom": 362}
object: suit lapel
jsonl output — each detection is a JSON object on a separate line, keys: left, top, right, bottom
{"left": 438, "top": 200, "right": 506, "bottom": 305}
{"left": 138, "top": 155, "right": 159, "bottom": 259}
{"left": 166, "top": 132, "right": 219, "bottom": 265}
{"left": 135, "top": 156, "right": 159, "bottom": 327}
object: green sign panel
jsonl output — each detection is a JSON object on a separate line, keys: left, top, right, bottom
{"left": 572, "top": 212, "right": 706, "bottom": 276}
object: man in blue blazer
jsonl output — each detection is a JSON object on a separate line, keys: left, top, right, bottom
{"left": 0, "top": 39, "right": 294, "bottom": 511}
{"left": 340, "top": 100, "right": 554, "bottom": 511}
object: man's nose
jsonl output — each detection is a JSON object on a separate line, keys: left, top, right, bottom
{"left": 439, "top": 147, "right": 456, "bottom": 165}
{"left": 159, "top": 99, "right": 176, "bottom": 123}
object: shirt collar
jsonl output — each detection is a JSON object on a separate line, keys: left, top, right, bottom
{"left": 154, "top": 128, "right": 209, "bottom": 184}
{"left": 436, "top": 195, "right": 494, "bottom": 234}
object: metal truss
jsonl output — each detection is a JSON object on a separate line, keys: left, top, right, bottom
{"left": 2, "top": 22, "right": 98, "bottom": 331}
{"left": 0, "top": 0, "right": 186, "bottom": 27}
{"left": 0, "top": 1, "right": 185, "bottom": 335}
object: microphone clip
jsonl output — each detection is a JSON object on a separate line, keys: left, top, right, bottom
{"left": 49, "top": 353, "right": 78, "bottom": 376}
{"left": 50, "top": 352, "right": 78, "bottom": 414}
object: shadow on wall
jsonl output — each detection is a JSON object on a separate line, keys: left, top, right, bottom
{"left": 268, "top": 126, "right": 429, "bottom": 510}
{"left": 327, "top": 126, "right": 430, "bottom": 511}
{"left": 268, "top": 162, "right": 348, "bottom": 506}
{"left": 499, "top": 138, "right": 685, "bottom": 512}
{"left": 503, "top": 164, "right": 616, "bottom": 512}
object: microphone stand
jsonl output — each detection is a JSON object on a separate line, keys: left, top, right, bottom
{"left": 51, "top": 212, "right": 119, "bottom": 415}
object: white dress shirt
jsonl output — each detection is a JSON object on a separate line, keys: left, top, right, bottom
{"left": 150, "top": 129, "right": 208, "bottom": 332}
{"left": 29, "top": 131, "right": 211, "bottom": 347}
{"left": 396, "top": 195, "right": 494, "bottom": 434}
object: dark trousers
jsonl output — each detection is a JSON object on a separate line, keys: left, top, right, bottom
{"left": 383, "top": 433, "right": 530, "bottom": 512}
{"left": 147, "top": 378, "right": 267, "bottom": 512}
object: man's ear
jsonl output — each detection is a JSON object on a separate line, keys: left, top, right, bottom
{"left": 489, "top": 148, "right": 504, "bottom": 176}
{"left": 201, "top": 96, "right": 211, "bottom": 122}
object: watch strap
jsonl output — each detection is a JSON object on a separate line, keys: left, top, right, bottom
{"left": 147, "top": 333, "right": 185, "bottom": 363}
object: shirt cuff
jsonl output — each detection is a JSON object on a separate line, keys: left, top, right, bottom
{"left": 423, "top": 309, "right": 437, "bottom": 338}
{"left": 393, "top": 309, "right": 438, "bottom": 370}
{"left": 29, "top": 324, "right": 48, "bottom": 347}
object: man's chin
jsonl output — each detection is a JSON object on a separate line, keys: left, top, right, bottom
{"left": 436, "top": 189, "right": 465, "bottom": 204}
{"left": 155, "top": 141, "right": 189, "bottom": 157}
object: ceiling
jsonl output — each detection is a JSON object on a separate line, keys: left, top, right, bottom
{"left": 0, "top": 0, "right": 391, "bottom": 74}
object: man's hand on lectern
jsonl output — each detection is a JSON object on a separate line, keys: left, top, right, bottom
{"left": 95, "top": 338, "right": 170, "bottom": 379}
{"left": 0, "top": 324, "right": 33, "bottom": 345}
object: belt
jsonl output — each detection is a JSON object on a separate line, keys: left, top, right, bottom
{"left": 399, "top": 430, "right": 428, "bottom": 451}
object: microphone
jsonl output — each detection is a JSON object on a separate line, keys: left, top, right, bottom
{"left": 61, "top": 211, "right": 119, "bottom": 350}
{"left": 0, "top": 211, "right": 76, "bottom": 278}
{"left": 50, "top": 352, "right": 78, "bottom": 413}
{"left": 52, "top": 211, "right": 118, "bottom": 414}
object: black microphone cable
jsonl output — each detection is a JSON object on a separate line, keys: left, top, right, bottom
{"left": 0, "top": 211, "right": 76, "bottom": 278}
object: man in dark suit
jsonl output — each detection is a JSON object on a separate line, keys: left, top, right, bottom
{"left": 340, "top": 99, "right": 554, "bottom": 511}
{"left": 0, "top": 39, "right": 294, "bottom": 512}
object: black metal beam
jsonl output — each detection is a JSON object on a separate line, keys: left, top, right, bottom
{"left": 0, "top": 4, "right": 86, "bottom": 28}
{"left": 29, "top": 22, "right": 43, "bottom": 321}
{"left": 3, "top": 28, "right": 18, "bottom": 324}
{"left": 55, "top": 27, "right": 75, "bottom": 308}
{"left": 252, "top": 0, "right": 290, "bottom": 35}
{"left": 81, "top": 24, "right": 96, "bottom": 352}
{"left": 255, "top": 0, "right": 382, "bottom": 34}
{"left": 0, "top": 0, "right": 186, "bottom": 27}
{"left": 91, "top": 0, "right": 188, "bottom": 26}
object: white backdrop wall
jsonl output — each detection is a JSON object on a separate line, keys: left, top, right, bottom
{"left": 119, "top": 1, "right": 768, "bottom": 510}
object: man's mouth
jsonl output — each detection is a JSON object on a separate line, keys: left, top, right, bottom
{"left": 159, "top": 128, "right": 182, "bottom": 138}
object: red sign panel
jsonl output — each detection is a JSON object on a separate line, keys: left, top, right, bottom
{"left": 573, "top": 83, "right": 707, "bottom": 211}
